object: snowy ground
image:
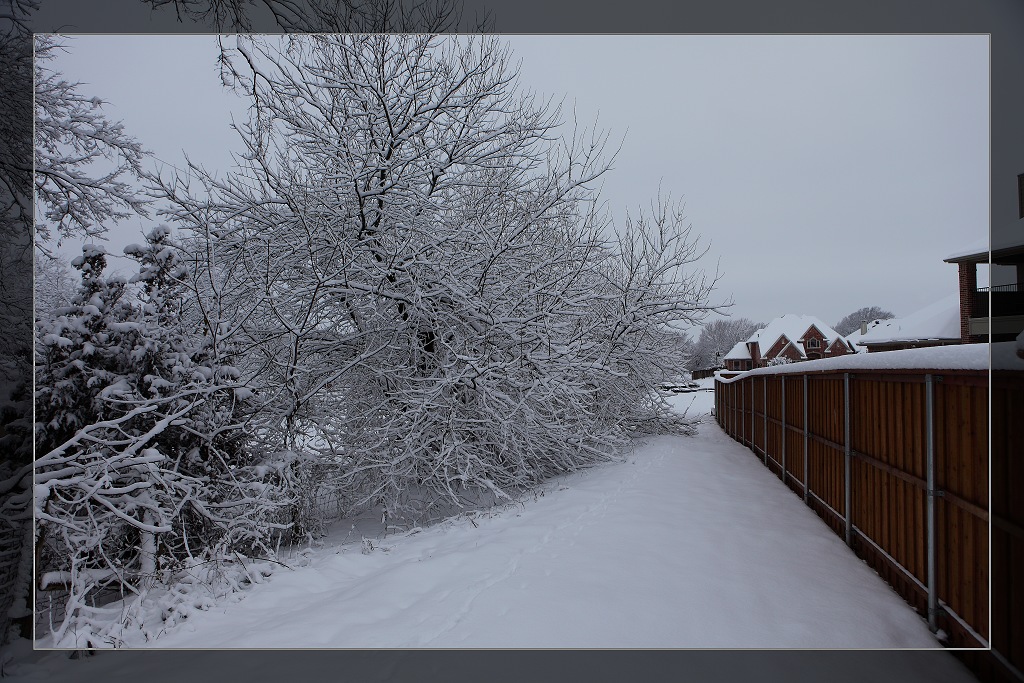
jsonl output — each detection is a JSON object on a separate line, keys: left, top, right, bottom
{"left": 34, "top": 378, "right": 960, "bottom": 650}
{"left": 8, "top": 378, "right": 983, "bottom": 682}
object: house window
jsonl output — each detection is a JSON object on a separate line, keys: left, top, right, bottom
{"left": 806, "top": 338, "right": 820, "bottom": 349}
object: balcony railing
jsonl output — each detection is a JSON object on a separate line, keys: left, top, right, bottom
{"left": 973, "top": 283, "right": 1024, "bottom": 317}
{"left": 978, "top": 283, "right": 1020, "bottom": 293}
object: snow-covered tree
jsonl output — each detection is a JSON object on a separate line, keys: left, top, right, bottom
{"left": 0, "top": 10, "right": 151, "bottom": 649}
{"left": 34, "top": 254, "right": 76, "bottom": 318}
{"left": 688, "top": 317, "right": 761, "bottom": 372}
{"left": 152, "top": 34, "right": 725, "bottom": 521}
{"left": 34, "top": 234, "right": 292, "bottom": 647}
{"left": 834, "top": 306, "right": 895, "bottom": 336}
{"left": 588, "top": 196, "right": 722, "bottom": 431}
{"left": 0, "top": 4, "right": 39, "bottom": 647}
{"left": 33, "top": 36, "right": 150, "bottom": 249}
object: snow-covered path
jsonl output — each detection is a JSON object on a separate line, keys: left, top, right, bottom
{"left": 136, "top": 386, "right": 945, "bottom": 649}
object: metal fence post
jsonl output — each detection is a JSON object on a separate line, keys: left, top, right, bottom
{"left": 741, "top": 378, "right": 745, "bottom": 446}
{"left": 763, "top": 376, "right": 768, "bottom": 466}
{"left": 781, "top": 376, "right": 786, "bottom": 483}
{"left": 925, "top": 373, "right": 938, "bottom": 632}
{"left": 844, "top": 372, "right": 852, "bottom": 547}
{"left": 803, "top": 374, "right": 809, "bottom": 503}
{"left": 732, "top": 382, "right": 736, "bottom": 437}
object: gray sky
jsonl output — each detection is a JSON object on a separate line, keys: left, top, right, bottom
{"left": 42, "top": 34, "right": 989, "bottom": 332}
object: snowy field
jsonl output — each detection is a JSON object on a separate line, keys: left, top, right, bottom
{"left": 33, "top": 379, "right": 961, "bottom": 651}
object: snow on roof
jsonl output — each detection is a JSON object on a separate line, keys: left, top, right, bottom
{"left": 856, "top": 295, "right": 960, "bottom": 346}
{"left": 943, "top": 240, "right": 988, "bottom": 262}
{"left": 716, "top": 342, "right": 990, "bottom": 381}
{"left": 825, "top": 336, "right": 852, "bottom": 353}
{"left": 747, "top": 314, "right": 843, "bottom": 358}
{"left": 777, "top": 339, "right": 806, "bottom": 359}
{"left": 723, "top": 340, "right": 750, "bottom": 361}
{"left": 843, "top": 319, "right": 887, "bottom": 352}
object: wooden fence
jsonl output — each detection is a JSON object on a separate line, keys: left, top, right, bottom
{"left": 714, "top": 366, "right": 988, "bottom": 650}
{"left": 985, "top": 366, "right": 1024, "bottom": 682}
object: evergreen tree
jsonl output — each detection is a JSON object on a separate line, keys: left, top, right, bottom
{"left": 34, "top": 234, "right": 291, "bottom": 646}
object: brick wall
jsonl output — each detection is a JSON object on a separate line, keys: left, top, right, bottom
{"left": 825, "top": 339, "right": 851, "bottom": 357}
{"left": 958, "top": 262, "right": 981, "bottom": 343}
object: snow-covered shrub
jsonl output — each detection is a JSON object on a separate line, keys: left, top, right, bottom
{"left": 34, "top": 234, "right": 293, "bottom": 645}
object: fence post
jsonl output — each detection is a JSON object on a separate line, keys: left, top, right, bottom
{"left": 844, "top": 372, "right": 852, "bottom": 548}
{"left": 732, "top": 382, "right": 736, "bottom": 437}
{"left": 803, "top": 374, "right": 809, "bottom": 503}
{"left": 781, "top": 375, "right": 786, "bottom": 484}
{"left": 741, "top": 377, "right": 746, "bottom": 446}
{"left": 925, "top": 373, "right": 938, "bottom": 632}
{"left": 763, "top": 376, "right": 768, "bottom": 466}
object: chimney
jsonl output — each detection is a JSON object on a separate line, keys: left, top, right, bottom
{"left": 860, "top": 320, "right": 867, "bottom": 335}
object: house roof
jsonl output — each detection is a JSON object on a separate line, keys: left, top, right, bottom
{"left": 715, "top": 343, "right": 991, "bottom": 381}
{"left": 747, "top": 314, "right": 844, "bottom": 359}
{"left": 724, "top": 340, "right": 751, "bottom": 361}
{"left": 943, "top": 240, "right": 988, "bottom": 264}
{"left": 825, "top": 336, "right": 853, "bottom": 353}
{"left": 843, "top": 319, "right": 887, "bottom": 352}
{"left": 777, "top": 338, "right": 806, "bottom": 359}
{"left": 944, "top": 242, "right": 1024, "bottom": 264}
{"left": 855, "top": 295, "right": 960, "bottom": 346}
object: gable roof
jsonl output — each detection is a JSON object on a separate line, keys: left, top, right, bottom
{"left": 777, "top": 338, "right": 806, "bottom": 359}
{"left": 855, "top": 295, "right": 960, "bottom": 346}
{"left": 724, "top": 340, "right": 751, "bottom": 361}
{"left": 747, "top": 314, "right": 844, "bottom": 360}
{"left": 825, "top": 336, "right": 853, "bottom": 353}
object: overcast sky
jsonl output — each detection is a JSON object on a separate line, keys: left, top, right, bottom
{"left": 41, "top": 34, "right": 988, "bottom": 332}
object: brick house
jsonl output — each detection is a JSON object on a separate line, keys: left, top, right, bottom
{"left": 722, "top": 340, "right": 752, "bottom": 371}
{"left": 943, "top": 243, "right": 1024, "bottom": 343}
{"left": 722, "top": 314, "right": 854, "bottom": 371}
